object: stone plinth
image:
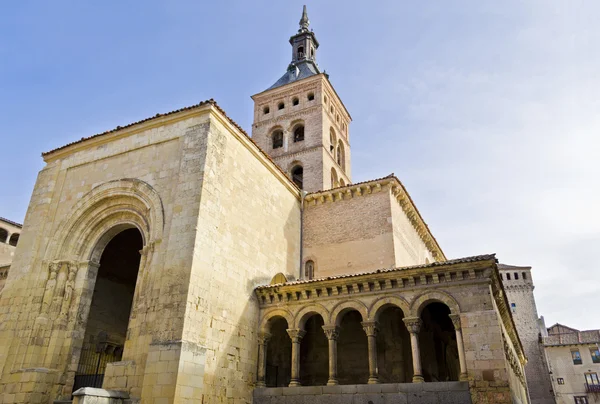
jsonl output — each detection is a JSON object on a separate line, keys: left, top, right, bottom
{"left": 253, "top": 382, "right": 472, "bottom": 404}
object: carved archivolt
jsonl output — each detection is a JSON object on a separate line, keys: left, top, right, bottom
{"left": 259, "top": 308, "right": 295, "bottom": 333}
{"left": 46, "top": 178, "right": 164, "bottom": 263}
{"left": 367, "top": 296, "right": 411, "bottom": 320}
{"left": 410, "top": 290, "right": 460, "bottom": 317}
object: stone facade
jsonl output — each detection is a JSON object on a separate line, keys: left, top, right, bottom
{"left": 543, "top": 324, "right": 600, "bottom": 404}
{"left": 251, "top": 74, "right": 351, "bottom": 193}
{"left": 0, "top": 6, "right": 536, "bottom": 404}
{"left": 255, "top": 255, "right": 529, "bottom": 404}
{"left": 0, "top": 217, "right": 22, "bottom": 293}
{"left": 0, "top": 102, "right": 301, "bottom": 403}
{"left": 500, "top": 264, "right": 554, "bottom": 403}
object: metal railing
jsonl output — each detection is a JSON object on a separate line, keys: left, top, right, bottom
{"left": 585, "top": 383, "right": 600, "bottom": 393}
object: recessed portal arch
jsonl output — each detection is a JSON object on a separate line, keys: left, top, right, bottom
{"left": 74, "top": 227, "right": 143, "bottom": 391}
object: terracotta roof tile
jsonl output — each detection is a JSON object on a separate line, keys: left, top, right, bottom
{"left": 40, "top": 99, "right": 301, "bottom": 192}
{"left": 0, "top": 217, "right": 22, "bottom": 228}
{"left": 256, "top": 253, "right": 497, "bottom": 290}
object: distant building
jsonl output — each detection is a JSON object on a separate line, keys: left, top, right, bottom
{"left": 0, "top": 217, "right": 22, "bottom": 293}
{"left": 499, "top": 264, "right": 555, "bottom": 403}
{"left": 543, "top": 323, "right": 600, "bottom": 404}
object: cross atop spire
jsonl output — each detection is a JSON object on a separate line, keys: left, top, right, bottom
{"left": 299, "top": 5, "right": 310, "bottom": 33}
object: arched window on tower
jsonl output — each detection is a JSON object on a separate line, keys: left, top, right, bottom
{"left": 291, "top": 166, "right": 303, "bottom": 189}
{"left": 293, "top": 125, "right": 304, "bottom": 142}
{"left": 0, "top": 228, "right": 7, "bottom": 243}
{"left": 331, "top": 168, "right": 339, "bottom": 188}
{"left": 292, "top": 97, "right": 299, "bottom": 106}
{"left": 305, "top": 260, "right": 314, "bottom": 280}
{"left": 297, "top": 46, "right": 305, "bottom": 59}
{"left": 272, "top": 130, "right": 283, "bottom": 149}
{"left": 337, "top": 141, "right": 345, "bottom": 170}
{"left": 329, "top": 128, "right": 336, "bottom": 156}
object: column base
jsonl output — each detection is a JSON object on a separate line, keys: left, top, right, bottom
{"left": 459, "top": 373, "right": 469, "bottom": 381}
{"left": 256, "top": 382, "right": 266, "bottom": 388}
{"left": 412, "top": 375, "right": 424, "bottom": 383}
{"left": 288, "top": 380, "right": 301, "bottom": 387}
{"left": 367, "top": 377, "right": 380, "bottom": 384}
{"left": 327, "top": 379, "right": 339, "bottom": 386}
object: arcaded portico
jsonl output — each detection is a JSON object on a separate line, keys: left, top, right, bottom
{"left": 254, "top": 255, "right": 529, "bottom": 403}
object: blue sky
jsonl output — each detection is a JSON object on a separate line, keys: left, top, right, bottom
{"left": 1, "top": 1, "right": 598, "bottom": 329}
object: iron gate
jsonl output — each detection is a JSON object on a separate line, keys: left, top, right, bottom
{"left": 73, "top": 331, "right": 123, "bottom": 392}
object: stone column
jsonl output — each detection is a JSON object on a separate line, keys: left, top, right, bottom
{"left": 322, "top": 325, "right": 340, "bottom": 386}
{"left": 449, "top": 314, "right": 468, "bottom": 381}
{"left": 361, "top": 321, "right": 380, "bottom": 384}
{"left": 287, "top": 329, "right": 306, "bottom": 387}
{"left": 403, "top": 317, "right": 424, "bottom": 383}
{"left": 256, "top": 332, "right": 271, "bottom": 388}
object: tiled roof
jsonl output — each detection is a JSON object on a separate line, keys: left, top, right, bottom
{"left": 43, "top": 99, "right": 218, "bottom": 157}
{"left": 498, "top": 263, "right": 531, "bottom": 270}
{"left": 267, "top": 61, "right": 320, "bottom": 91}
{"left": 40, "top": 100, "right": 301, "bottom": 191}
{"left": 0, "top": 217, "right": 22, "bottom": 228}
{"left": 256, "top": 254, "right": 497, "bottom": 290}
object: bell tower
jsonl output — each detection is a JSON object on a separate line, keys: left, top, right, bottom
{"left": 251, "top": 6, "right": 352, "bottom": 193}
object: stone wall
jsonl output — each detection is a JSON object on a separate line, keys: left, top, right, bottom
{"left": 389, "top": 192, "right": 435, "bottom": 267}
{"left": 169, "top": 114, "right": 302, "bottom": 404}
{"left": 303, "top": 188, "right": 395, "bottom": 278}
{"left": 254, "top": 382, "right": 472, "bottom": 404}
{"left": 0, "top": 103, "right": 301, "bottom": 404}
{"left": 0, "top": 243, "right": 16, "bottom": 267}
{"left": 251, "top": 74, "right": 350, "bottom": 193}
{"left": 500, "top": 265, "right": 554, "bottom": 403}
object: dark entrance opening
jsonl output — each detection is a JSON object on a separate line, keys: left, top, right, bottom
{"left": 376, "top": 306, "right": 413, "bottom": 383}
{"left": 73, "top": 228, "right": 143, "bottom": 391}
{"left": 299, "top": 314, "right": 328, "bottom": 386}
{"left": 265, "top": 317, "right": 292, "bottom": 387}
{"left": 337, "top": 310, "right": 369, "bottom": 384}
{"left": 419, "top": 302, "right": 459, "bottom": 382}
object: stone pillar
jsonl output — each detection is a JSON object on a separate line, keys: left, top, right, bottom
{"left": 403, "top": 317, "right": 424, "bottom": 383}
{"left": 361, "top": 321, "right": 379, "bottom": 384}
{"left": 256, "top": 332, "right": 271, "bottom": 388}
{"left": 322, "top": 325, "right": 340, "bottom": 386}
{"left": 287, "top": 329, "right": 306, "bottom": 387}
{"left": 449, "top": 314, "right": 468, "bottom": 381}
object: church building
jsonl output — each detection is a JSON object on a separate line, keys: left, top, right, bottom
{"left": 0, "top": 7, "right": 530, "bottom": 404}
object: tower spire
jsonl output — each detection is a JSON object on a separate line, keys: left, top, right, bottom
{"left": 299, "top": 5, "right": 310, "bottom": 32}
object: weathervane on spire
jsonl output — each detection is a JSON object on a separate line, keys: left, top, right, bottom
{"left": 299, "top": 5, "right": 310, "bottom": 33}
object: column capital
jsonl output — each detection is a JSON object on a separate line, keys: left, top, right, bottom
{"left": 322, "top": 325, "right": 340, "bottom": 340}
{"left": 287, "top": 329, "right": 307, "bottom": 343}
{"left": 361, "top": 321, "right": 379, "bottom": 337}
{"left": 448, "top": 314, "right": 462, "bottom": 331}
{"left": 258, "top": 332, "right": 272, "bottom": 345}
{"left": 403, "top": 317, "right": 422, "bottom": 334}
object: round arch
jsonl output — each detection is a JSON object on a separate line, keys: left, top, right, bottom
{"left": 294, "top": 304, "right": 330, "bottom": 330}
{"left": 330, "top": 300, "right": 368, "bottom": 326}
{"left": 410, "top": 290, "right": 460, "bottom": 317}
{"left": 288, "top": 119, "right": 305, "bottom": 133}
{"left": 368, "top": 296, "right": 410, "bottom": 321}
{"left": 46, "top": 179, "right": 164, "bottom": 262}
{"left": 259, "top": 308, "right": 294, "bottom": 333}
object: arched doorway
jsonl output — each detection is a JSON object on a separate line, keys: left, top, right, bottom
{"left": 376, "top": 306, "right": 413, "bottom": 383}
{"left": 337, "top": 310, "right": 369, "bottom": 384}
{"left": 265, "top": 317, "right": 292, "bottom": 387}
{"left": 419, "top": 302, "right": 459, "bottom": 382}
{"left": 299, "top": 314, "right": 328, "bottom": 386}
{"left": 74, "top": 227, "right": 143, "bottom": 391}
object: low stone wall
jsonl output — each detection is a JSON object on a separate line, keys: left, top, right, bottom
{"left": 254, "top": 381, "right": 472, "bottom": 404}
